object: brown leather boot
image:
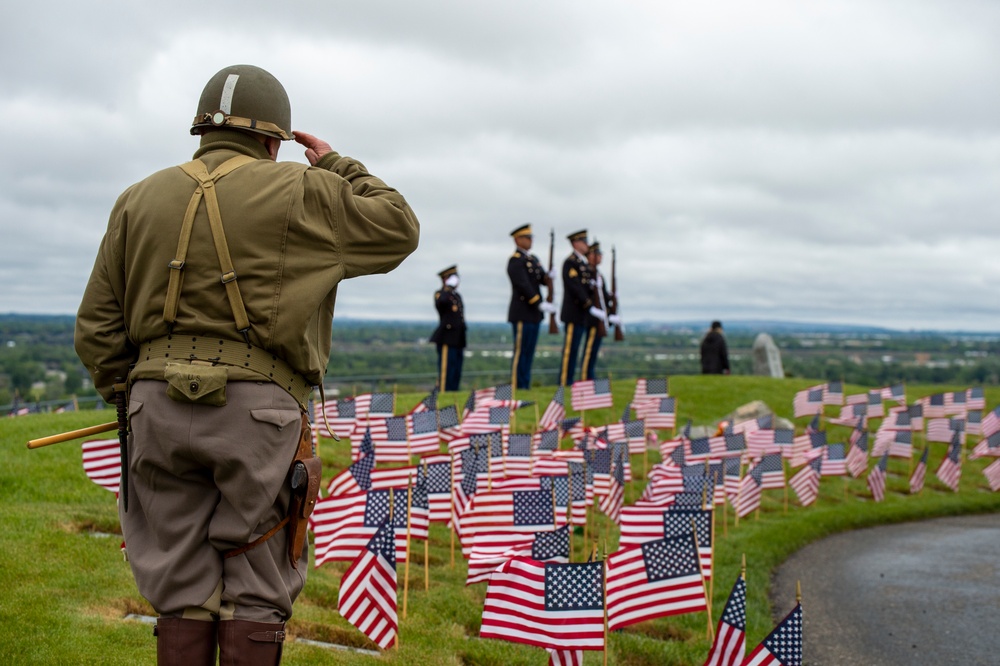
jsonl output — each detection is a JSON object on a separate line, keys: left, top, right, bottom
{"left": 218, "top": 620, "right": 285, "bottom": 665}
{"left": 154, "top": 617, "right": 217, "bottom": 666}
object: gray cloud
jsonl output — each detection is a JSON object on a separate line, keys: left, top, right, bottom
{"left": 2, "top": 0, "right": 999, "bottom": 332}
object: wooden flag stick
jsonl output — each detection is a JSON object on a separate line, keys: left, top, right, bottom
{"left": 692, "top": 517, "right": 714, "bottom": 642}
{"left": 27, "top": 421, "right": 117, "bottom": 449}
{"left": 403, "top": 484, "right": 412, "bottom": 619}
{"left": 603, "top": 557, "right": 609, "bottom": 666}
{"left": 449, "top": 458, "right": 456, "bottom": 568}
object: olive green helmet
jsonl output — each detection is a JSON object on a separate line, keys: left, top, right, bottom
{"left": 191, "top": 64, "right": 292, "bottom": 140}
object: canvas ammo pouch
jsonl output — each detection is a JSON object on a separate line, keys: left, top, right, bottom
{"left": 164, "top": 361, "right": 229, "bottom": 406}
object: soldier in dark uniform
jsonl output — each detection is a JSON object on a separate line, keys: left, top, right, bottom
{"left": 430, "top": 265, "right": 466, "bottom": 391}
{"left": 559, "top": 230, "right": 594, "bottom": 386}
{"left": 507, "top": 224, "right": 557, "bottom": 389}
{"left": 580, "top": 241, "right": 618, "bottom": 381}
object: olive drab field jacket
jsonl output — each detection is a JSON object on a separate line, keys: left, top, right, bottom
{"left": 76, "top": 130, "right": 419, "bottom": 401}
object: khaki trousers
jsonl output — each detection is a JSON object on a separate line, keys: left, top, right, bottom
{"left": 122, "top": 380, "right": 307, "bottom": 623}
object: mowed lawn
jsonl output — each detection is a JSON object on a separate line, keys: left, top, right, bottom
{"left": 3, "top": 375, "right": 999, "bottom": 665}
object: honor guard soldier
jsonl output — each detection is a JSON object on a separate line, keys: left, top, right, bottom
{"left": 580, "top": 241, "right": 621, "bottom": 380}
{"left": 507, "top": 224, "right": 558, "bottom": 389}
{"left": 430, "top": 265, "right": 466, "bottom": 391}
{"left": 74, "top": 65, "right": 418, "bottom": 664}
{"left": 559, "top": 229, "right": 594, "bottom": 385}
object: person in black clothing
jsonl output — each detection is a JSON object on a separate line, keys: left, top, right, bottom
{"left": 430, "top": 265, "right": 466, "bottom": 391}
{"left": 700, "top": 320, "right": 730, "bottom": 374}
{"left": 558, "top": 230, "right": 595, "bottom": 386}
{"left": 507, "top": 224, "right": 557, "bottom": 389}
{"left": 580, "top": 241, "right": 618, "bottom": 381}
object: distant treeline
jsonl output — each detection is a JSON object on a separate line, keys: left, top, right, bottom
{"left": 3, "top": 314, "right": 1000, "bottom": 408}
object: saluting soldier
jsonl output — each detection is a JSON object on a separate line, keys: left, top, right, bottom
{"left": 559, "top": 230, "right": 594, "bottom": 386}
{"left": 430, "top": 265, "right": 466, "bottom": 392}
{"left": 507, "top": 224, "right": 557, "bottom": 389}
{"left": 74, "top": 65, "right": 418, "bottom": 663}
{"left": 580, "top": 240, "right": 620, "bottom": 380}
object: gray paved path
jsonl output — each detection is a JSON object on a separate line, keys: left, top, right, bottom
{"left": 771, "top": 512, "right": 1000, "bottom": 666}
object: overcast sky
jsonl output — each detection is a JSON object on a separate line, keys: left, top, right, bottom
{"left": 4, "top": 1, "right": 999, "bottom": 332}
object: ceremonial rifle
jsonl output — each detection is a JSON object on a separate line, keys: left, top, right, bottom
{"left": 547, "top": 228, "right": 559, "bottom": 334}
{"left": 611, "top": 245, "right": 624, "bottom": 341}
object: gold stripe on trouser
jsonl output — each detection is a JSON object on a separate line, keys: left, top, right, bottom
{"left": 560, "top": 323, "right": 574, "bottom": 386}
{"left": 439, "top": 344, "right": 449, "bottom": 391}
{"left": 581, "top": 326, "right": 598, "bottom": 379}
{"left": 511, "top": 322, "right": 523, "bottom": 388}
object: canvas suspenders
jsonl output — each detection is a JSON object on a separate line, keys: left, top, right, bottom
{"left": 164, "top": 155, "right": 256, "bottom": 337}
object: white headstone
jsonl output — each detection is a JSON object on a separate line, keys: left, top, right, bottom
{"left": 752, "top": 333, "right": 784, "bottom": 378}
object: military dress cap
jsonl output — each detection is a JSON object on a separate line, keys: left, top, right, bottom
{"left": 588, "top": 240, "right": 602, "bottom": 255}
{"left": 511, "top": 224, "right": 533, "bottom": 238}
{"left": 567, "top": 229, "right": 588, "bottom": 242}
{"left": 438, "top": 265, "right": 459, "bottom": 279}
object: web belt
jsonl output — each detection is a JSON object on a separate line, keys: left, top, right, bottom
{"left": 139, "top": 336, "right": 314, "bottom": 409}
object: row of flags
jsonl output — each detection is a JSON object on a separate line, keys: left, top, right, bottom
{"left": 73, "top": 377, "right": 999, "bottom": 662}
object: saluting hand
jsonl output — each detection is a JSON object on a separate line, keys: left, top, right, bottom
{"left": 292, "top": 131, "right": 333, "bottom": 166}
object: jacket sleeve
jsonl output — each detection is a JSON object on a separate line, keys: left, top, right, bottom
{"left": 74, "top": 199, "right": 138, "bottom": 402}
{"left": 310, "top": 152, "right": 419, "bottom": 280}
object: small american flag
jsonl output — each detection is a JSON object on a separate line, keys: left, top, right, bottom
{"left": 756, "top": 453, "right": 786, "bottom": 489}
{"left": 605, "top": 534, "right": 708, "bottom": 631}
{"left": 789, "top": 457, "right": 822, "bottom": 507}
{"left": 921, "top": 393, "right": 947, "bottom": 419}
{"left": 792, "top": 385, "right": 824, "bottom": 418}
{"left": 943, "top": 390, "right": 967, "bottom": 416}
{"left": 538, "top": 386, "right": 566, "bottom": 430}
{"left": 465, "top": 525, "right": 570, "bottom": 585}
{"left": 598, "top": 453, "right": 626, "bottom": 523}
{"left": 982, "top": 406, "right": 1000, "bottom": 439}
{"left": 407, "top": 410, "right": 441, "bottom": 455}
{"left": 823, "top": 380, "right": 844, "bottom": 405}
{"left": 408, "top": 388, "right": 438, "bottom": 414}
{"left": 437, "top": 404, "right": 463, "bottom": 443}
{"left": 935, "top": 431, "right": 962, "bottom": 492}
{"left": 457, "top": 488, "right": 557, "bottom": 556}
{"left": 480, "top": 558, "right": 605, "bottom": 650}
{"left": 734, "top": 465, "right": 764, "bottom": 518}
{"left": 967, "top": 387, "right": 985, "bottom": 410}
{"left": 664, "top": 508, "right": 713, "bottom": 579}
{"left": 570, "top": 378, "right": 614, "bottom": 411}
{"left": 866, "top": 390, "right": 884, "bottom": 419}
{"left": 846, "top": 428, "right": 869, "bottom": 478}
{"left": 867, "top": 453, "right": 889, "bottom": 502}
{"left": 326, "top": 443, "right": 374, "bottom": 496}
{"left": 634, "top": 377, "right": 669, "bottom": 401}
{"left": 81, "top": 438, "right": 121, "bottom": 493}
{"left": 462, "top": 406, "right": 511, "bottom": 435}
{"left": 640, "top": 396, "right": 677, "bottom": 430}
{"left": 821, "top": 443, "right": 847, "bottom": 477}
{"left": 743, "top": 603, "right": 802, "bottom": 666}
{"left": 969, "top": 432, "right": 1000, "bottom": 460}
{"left": 909, "top": 446, "right": 929, "bottom": 494}
{"left": 704, "top": 573, "right": 747, "bottom": 666}
{"left": 337, "top": 520, "right": 397, "bottom": 650}
{"left": 879, "top": 383, "right": 906, "bottom": 405}
{"left": 983, "top": 458, "right": 1000, "bottom": 492}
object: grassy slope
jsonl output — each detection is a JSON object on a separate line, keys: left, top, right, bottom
{"left": 2, "top": 377, "right": 998, "bottom": 665}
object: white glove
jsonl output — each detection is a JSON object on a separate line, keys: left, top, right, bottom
{"left": 539, "top": 301, "right": 557, "bottom": 314}
{"left": 445, "top": 275, "right": 460, "bottom": 288}
{"left": 608, "top": 314, "right": 622, "bottom": 326}
{"left": 589, "top": 306, "right": 606, "bottom": 319}
{"left": 548, "top": 269, "right": 558, "bottom": 281}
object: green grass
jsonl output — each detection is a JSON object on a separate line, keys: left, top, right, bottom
{"left": 3, "top": 377, "right": 999, "bottom": 664}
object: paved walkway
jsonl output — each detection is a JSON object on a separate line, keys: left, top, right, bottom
{"left": 770, "top": 512, "right": 1000, "bottom": 665}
